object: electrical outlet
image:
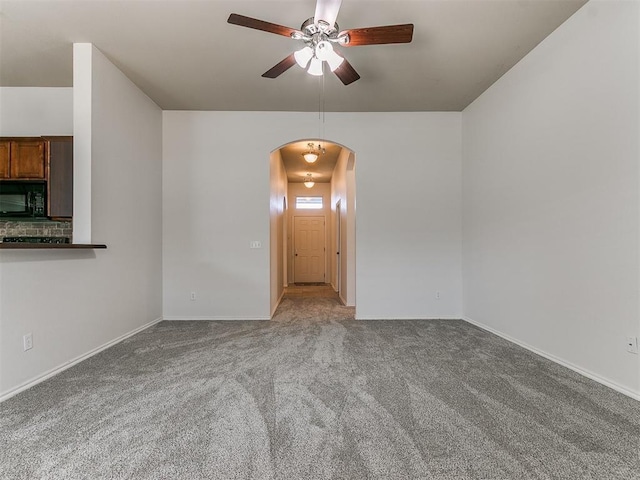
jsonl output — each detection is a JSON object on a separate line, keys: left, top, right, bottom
{"left": 626, "top": 336, "right": 638, "bottom": 354}
{"left": 436, "top": 291, "right": 441, "bottom": 300}
{"left": 190, "top": 292, "right": 197, "bottom": 301}
{"left": 23, "top": 333, "right": 33, "bottom": 351}
{"left": 250, "top": 241, "right": 262, "bottom": 249}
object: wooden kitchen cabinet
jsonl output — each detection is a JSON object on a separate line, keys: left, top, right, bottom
{"left": 44, "top": 136, "right": 73, "bottom": 219}
{"left": 0, "top": 138, "right": 46, "bottom": 180}
{"left": 0, "top": 140, "right": 9, "bottom": 179}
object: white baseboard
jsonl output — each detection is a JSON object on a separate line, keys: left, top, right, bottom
{"left": 270, "top": 289, "right": 286, "bottom": 318}
{"left": 0, "top": 316, "right": 163, "bottom": 403}
{"left": 163, "top": 316, "right": 270, "bottom": 321}
{"left": 463, "top": 316, "right": 640, "bottom": 402}
{"left": 355, "top": 316, "right": 461, "bottom": 321}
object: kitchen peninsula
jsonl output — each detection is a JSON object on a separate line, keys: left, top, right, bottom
{"left": 0, "top": 136, "right": 104, "bottom": 249}
{"left": 0, "top": 136, "right": 72, "bottom": 242}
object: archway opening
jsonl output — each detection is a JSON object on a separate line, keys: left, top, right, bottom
{"left": 269, "top": 138, "right": 356, "bottom": 318}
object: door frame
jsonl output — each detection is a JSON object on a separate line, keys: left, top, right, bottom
{"left": 335, "top": 199, "right": 342, "bottom": 296}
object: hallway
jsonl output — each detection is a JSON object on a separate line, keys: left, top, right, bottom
{"left": 272, "top": 285, "right": 355, "bottom": 323}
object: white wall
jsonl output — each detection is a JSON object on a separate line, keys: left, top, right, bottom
{"left": 462, "top": 0, "right": 640, "bottom": 397}
{"left": 269, "top": 149, "right": 287, "bottom": 315}
{"left": 0, "top": 45, "right": 163, "bottom": 398}
{"left": 331, "top": 147, "right": 356, "bottom": 306}
{"left": 163, "top": 112, "right": 462, "bottom": 320}
{"left": 0, "top": 87, "right": 73, "bottom": 136}
{"left": 73, "top": 45, "right": 92, "bottom": 243}
{"left": 345, "top": 153, "right": 356, "bottom": 307}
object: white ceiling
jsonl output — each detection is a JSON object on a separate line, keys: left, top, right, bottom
{"left": 0, "top": 0, "right": 587, "bottom": 112}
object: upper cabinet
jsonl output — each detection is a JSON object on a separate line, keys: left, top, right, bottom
{"left": 0, "top": 138, "right": 46, "bottom": 180}
{"left": 44, "top": 136, "right": 73, "bottom": 219}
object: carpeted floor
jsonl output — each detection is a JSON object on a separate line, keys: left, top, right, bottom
{"left": 1, "top": 290, "right": 639, "bottom": 479}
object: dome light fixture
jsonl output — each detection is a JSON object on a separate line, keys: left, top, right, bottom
{"left": 302, "top": 142, "right": 321, "bottom": 163}
{"left": 304, "top": 173, "right": 315, "bottom": 189}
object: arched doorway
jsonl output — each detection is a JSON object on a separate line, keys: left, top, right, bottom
{"left": 269, "top": 139, "right": 356, "bottom": 317}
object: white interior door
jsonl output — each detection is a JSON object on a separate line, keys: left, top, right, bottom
{"left": 294, "top": 216, "right": 325, "bottom": 283}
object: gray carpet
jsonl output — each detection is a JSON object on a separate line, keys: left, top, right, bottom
{"left": 1, "top": 295, "right": 639, "bottom": 479}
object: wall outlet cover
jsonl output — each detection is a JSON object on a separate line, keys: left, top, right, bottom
{"left": 626, "top": 336, "right": 638, "bottom": 354}
{"left": 23, "top": 333, "right": 33, "bottom": 351}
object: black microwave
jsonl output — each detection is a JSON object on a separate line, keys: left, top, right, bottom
{"left": 0, "top": 181, "right": 46, "bottom": 218}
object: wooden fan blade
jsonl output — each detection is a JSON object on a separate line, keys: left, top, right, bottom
{"left": 262, "top": 54, "right": 297, "bottom": 78}
{"left": 341, "top": 24, "right": 414, "bottom": 46}
{"left": 314, "top": 0, "right": 342, "bottom": 28}
{"left": 333, "top": 59, "right": 360, "bottom": 85}
{"left": 228, "top": 13, "right": 300, "bottom": 38}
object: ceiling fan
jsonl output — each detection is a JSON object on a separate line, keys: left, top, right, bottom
{"left": 227, "top": 0, "right": 414, "bottom": 85}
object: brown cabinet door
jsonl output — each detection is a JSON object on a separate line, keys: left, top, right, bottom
{"left": 0, "top": 141, "right": 9, "bottom": 179}
{"left": 45, "top": 137, "right": 73, "bottom": 218}
{"left": 10, "top": 139, "right": 45, "bottom": 179}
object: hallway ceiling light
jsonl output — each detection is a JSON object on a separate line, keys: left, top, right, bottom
{"left": 304, "top": 173, "right": 315, "bottom": 188}
{"left": 303, "top": 142, "right": 322, "bottom": 163}
{"left": 303, "top": 151, "right": 319, "bottom": 163}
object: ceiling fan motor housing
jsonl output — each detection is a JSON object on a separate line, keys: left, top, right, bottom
{"left": 294, "top": 18, "right": 348, "bottom": 45}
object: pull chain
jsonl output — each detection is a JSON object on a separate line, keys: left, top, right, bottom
{"left": 322, "top": 66, "right": 326, "bottom": 143}
{"left": 315, "top": 65, "right": 327, "bottom": 149}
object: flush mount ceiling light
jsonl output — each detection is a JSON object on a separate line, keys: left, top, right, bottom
{"left": 304, "top": 173, "right": 315, "bottom": 188}
{"left": 302, "top": 142, "right": 323, "bottom": 163}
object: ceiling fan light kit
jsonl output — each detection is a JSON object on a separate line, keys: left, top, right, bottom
{"left": 325, "top": 51, "right": 345, "bottom": 72}
{"left": 314, "top": 41, "right": 344, "bottom": 72}
{"left": 293, "top": 20, "right": 347, "bottom": 75}
{"left": 294, "top": 46, "right": 314, "bottom": 68}
{"left": 227, "top": 0, "right": 413, "bottom": 85}
{"left": 307, "top": 57, "right": 324, "bottom": 76}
